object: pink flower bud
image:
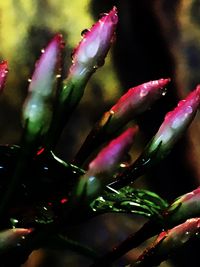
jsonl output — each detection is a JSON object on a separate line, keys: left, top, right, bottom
{"left": 0, "top": 228, "right": 33, "bottom": 250}
{"left": 76, "top": 128, "right": 137, "bottom": 200}
{"left": 69, "top": 6, "right": 118, "bottom": 78}
{"left": 135, "top": 218, "right": 200, "bottom": 266}
{"left": 149, "top": 85, "right": 200, "bottom": 156}
{"left": 166, "top": 187, "right": 200, "bottom": 224}
{"left": 103, "top": 78, "right": 170, "bottom": 134}
{"left": 23, "top": 34, "right": 64, "bottom": 137}
{"left": 87, "top": 127, "right": 137, "bottom": 178}
{"left": 0, "top": 61, "right": 8, "bottom": 92}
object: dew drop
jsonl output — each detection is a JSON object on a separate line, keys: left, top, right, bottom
{"left": 81, "top": 29, "right": 90, "bottom": 37}
{"left": 41, "top": 48, "right": 45, "bottom": 54}
{"left": 28, "top": 78, "right": 32, "bottom": 83}
{"left": 120, "top": 163, "right": 127, "bottom": 168}
{"left": 43, "top": 166, "right": 48, "bottom": 171}
{"left": 161, "top": 88, "right": 167, "bottom": 96}
{"left": 56, "top": 74, "right": 61, "bottom": 79}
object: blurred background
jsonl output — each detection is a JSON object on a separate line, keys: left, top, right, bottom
{"left": 0, "top": 0, "right": 200, "bottom": 266}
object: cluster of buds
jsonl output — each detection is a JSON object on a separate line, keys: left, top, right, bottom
{"left": 0, "top": 5, "right": 200, "bottom": 267}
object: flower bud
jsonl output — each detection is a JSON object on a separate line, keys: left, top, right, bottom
{"left": 166, "top": 187, "right": 200, "bottom": 225}
{"left": 134, "top": 218, "right": 200, "bottom": 266}
{"left": 23, "top": 34, "right": 64, "bottom": 139}
{"left": 69, "top": 6, "right": 118, "bottom": 78}
{"left": 76, "top": 127, "right": 137, "bottom": 200}
{"left": 88, "top": 127, "right": 137, "bottom": 178}
{"left": 0, "top": 228, "right": 32, "bottom": 251}
{"left": 149, "top": 85, "right": 200, "bottom": 157}
{"left": 0, "top": 61, "right": 8, "bottom": 92}
{"left": 105, "top": 78, "right": 170, "bottom": 133}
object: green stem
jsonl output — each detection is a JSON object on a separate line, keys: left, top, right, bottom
{"left": 45, "top": 74, "right": 92, "bottom": 151}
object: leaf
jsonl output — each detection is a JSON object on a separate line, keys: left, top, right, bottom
{"left": 90, "top": 186, "right": 168, "bottom": 218}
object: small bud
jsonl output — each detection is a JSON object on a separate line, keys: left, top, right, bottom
{"left": 148, "top": 85, "right": 200, "bottom": 157}
{"left": 23, "top": 34, "right": 64, "bottom": 139}
{"left": 0, "top": 228, "right": 32, "bottom": 251}
{"left": 166, "top": 187, "right": 200, "bottom": 225}
{"left": 88, "top": 127, "right": 137, "bottom": 178}
{"left": 0, "top": 61, "right": 8, "bottom": 92}
{"left": 76, "top": 127, "right": 137, "bottom": 200}
{"left": 107, "top": 78, "right": 170, "bottom": 133}
{"left": 69, "top": 6, "right": 118, "bottom": 78}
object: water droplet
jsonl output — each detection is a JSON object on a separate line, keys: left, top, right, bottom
{"left": 161, "top": 88, "right": 167, "bottom": 96}
{"left": 56, "top": 74, "right": 61, "bottom": 79}
{"left": 120, "top": 163, "right": 127, "bottom": 168}
{"left": 81, "top": 29, "right": 90, "bottom": 37}
{"left": 140, "top": 88, "right": 148, "bottom": 97}
{"left": 41, "top": 48, "right": 45, "bottom": 53}
{"left": 28, "top": 78, "right": 32, "bottom": 83}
